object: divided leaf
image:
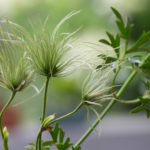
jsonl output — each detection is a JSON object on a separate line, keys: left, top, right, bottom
{"left": 131, "top": 97, "right": 150, "bottom": 118}
{"left": 99, "top": 32, "right": 120, "bottom": 58}
{"left": 111, "top": 7, "right": 131, "bottom": 39}
{"left": 128, "top": 31, "right": 150, "bottom": 52}
{"left": 49, "top": 122, "right": 73, "bottom": 150}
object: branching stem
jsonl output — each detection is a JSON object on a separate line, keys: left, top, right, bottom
{"left": 38, "top": 76, "right": 50, "bottom": 150}
{"left": 74, "top": 70, "right": 137, "bottom": 148}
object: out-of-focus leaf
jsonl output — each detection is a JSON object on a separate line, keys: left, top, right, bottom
{"left": 111, "top": 7, "right": 123, "bottom": 23}
{"left": 42, "top": 114, "right": 56, "bottom": 127}
{"left": 59, "top": 128, "right": 65, "bottom": 143}
{"left": 49, "top": 122, "right": 73, "bottom": 150}
{"left": 42, "top": 141, "right": 54, "bottom": 146}
{"left": 128, "top": 31, "right": 150, "bottom": 52}
{"left": 131, "top": 105, "right": 144, "bottom": 113}
{"left": 72, "top": 146, "right": 81, "bottom": 150}
{"left": 145, "top": 109, "right": 150, "bottom": 118}
{"left": 143, "top": 81, "right": 150, "bottom": 90}
{"left": 50, "top": 122, "right": 59, "bottom": 143}
{"left": 99, "top": 39, "right": 110, "bottom": 46}
{"left": 99, "top": 32, "right": 120, "bottom": 58}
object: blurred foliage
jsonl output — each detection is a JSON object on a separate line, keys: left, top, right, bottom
{"left": 1, "top": 0, "right": 150, "bottom": 122}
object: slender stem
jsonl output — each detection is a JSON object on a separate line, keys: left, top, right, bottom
{"left": 74, "top": 70, "right": 137, "bottom": 147}
{"left": 116, "top": 70, "right": 136, "bottom": 98}
{"left": 112, "top": 66, "right": 121, "bottom": 86}
{"left": 41, "top": 76, "right": 50, "bottom": 122}
{"left": 0, "top": 91, "right": 16, "bottom": 150}
{"left": 116, "top": 99, "right": 140, "bottom": 104}
{"left": 36, "top": 102, "right": 84, "bottom": 149}
{"left": 47, "top": 102, "right": 84, "bottom": 126}
{"left": 38, "top": 76, "right": 50, "bottom": 150}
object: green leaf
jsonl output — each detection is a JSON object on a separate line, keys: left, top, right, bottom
{"left": 72, "top": 146, "right": 81, "bottom": 150}
{"left": 116, "top": 20, "right": 127, "bottom": 39}
{"left": 59, "top": 128, "right": 65, "bottom": 143}
{"left": 125, "top": 18, "right": 131, "bottom": 39}
{"left": 99, "top": 39, "right": 110, "bottom": 46}
{"left": 42, "top": 141, "right": 54, "bottom": 146}
{"left": 131, "top": 105, "right": 144, "bottom": 113}
{"left": 128, "top": 31, "right": 150, "bottom": 52}
{"left": 125, "top": 52, "right": 146, "bottom": 58}
{"left": 106, "top": 32, "right": 114, "bottom": 44}
{"left": 50, "top": 122, "right": 59, "bottom": 143}
{"left": 143, "top": 81, "right": 150, "bottom": 90}
{"left": 63, "top": 137, "right": 72, "bottom": 150}
{"left": 98, "top": 54, "right": 117, "bottom": 64}
{"left": 111, "top": 7, "right": 123, "bottom": 23}
{"left": 145, "top": 109, "right": 150, "bottom": 118}
{"left": 139, "top": 97, "right": 150, "bottom": 105}
{"left": 24, "top": 144, "right": 50, "bottom": 150}
{"left": 48, "top": 122, "right": 73, "bottom": 149}
{"left": 24, "top": 144, "right": 35, "bottom": 150}
{"left": 105, "top": 57, "right": 117, "bottom": 64}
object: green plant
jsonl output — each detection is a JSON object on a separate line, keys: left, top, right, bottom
{"left": 0, "top": 7, "right": 150, "bottom": 150}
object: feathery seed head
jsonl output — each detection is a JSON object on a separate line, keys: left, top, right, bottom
{"left": 25, "top": 11, "right": 80, "bottom": 77}
{"left": 82, "top": 67, "right": 113, "bottom": 106}
{"left": 0, "top": 21, "right": 34, "bottom": 92}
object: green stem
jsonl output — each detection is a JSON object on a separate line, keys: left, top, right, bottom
{"left": 112, "top": 66, "right": 121, "bottom": 86}
{"left": 0, "top": 91, "right": 16, "bottom": 150}
{"left": 74, "top": 70, "right": 137, "bottom": 148}
{"left": 41, "top": 76, "right": 50, "bottom": 122}
{"left": 116, "top": 99, "right": 140, "bottom": 104}
{"left": 47, "top": 102, "right": 84, "bottom": 126}
{"left": 38, "top": 76, "right": 50, "bottom": 150}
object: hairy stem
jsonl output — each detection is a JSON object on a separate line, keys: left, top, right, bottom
{"left": 74, "top": 70, "right": 137, "bottom": 148}
{"left": 38, "top": 76, "right": 50, "bottom": 150}
{"left": 0, "top": 92, "right": 16, "bottom": 150}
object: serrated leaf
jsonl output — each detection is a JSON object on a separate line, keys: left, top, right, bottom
{"left": 131, "top": 105, "right": 144, "bottom": 113}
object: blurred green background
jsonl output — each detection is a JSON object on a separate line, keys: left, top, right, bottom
{"left": 0, "top": 0, "right": 149, "bottom": 127}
